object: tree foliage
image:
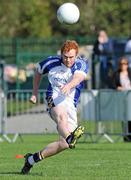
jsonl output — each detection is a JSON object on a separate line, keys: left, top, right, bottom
{"left": 0, "top": 0, "right": 51, "bottom": 38}
{"left": 0, "top": 0, "right": 130, "bottom": 38}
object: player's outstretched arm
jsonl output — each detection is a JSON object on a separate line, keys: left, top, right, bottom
{"left": 61, "top": 73, "right": 85, "bottom": 95}
{"left": 30, "top": 71, "right": 42, "bottom": 104}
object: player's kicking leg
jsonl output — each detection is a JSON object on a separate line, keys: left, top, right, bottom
{"left": 50, "top": 105, "right": 85, "bottom": 148}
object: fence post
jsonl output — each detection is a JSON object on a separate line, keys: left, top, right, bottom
{"left": 0, "top": 91, "right": 12, "bottom": 143}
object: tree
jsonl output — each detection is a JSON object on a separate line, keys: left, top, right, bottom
{"left": 50, "top": 0, "right": 131, "bottom": 37}
{"left": 0, "top": 0, "right": 130, "bottom": 38}
{"left": 0, "top": 0, "right": 52, "bottom": 38}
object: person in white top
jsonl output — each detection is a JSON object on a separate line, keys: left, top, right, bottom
{"left": 113, "top": 57, "right": 131, "bottom": 90}
{"left": 21, "top": 40, "right": 88, "bottom": 174}
{"left": 113, "top": 56, "right": 131, "bottom": 142}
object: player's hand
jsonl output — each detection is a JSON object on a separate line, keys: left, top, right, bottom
{"left": 30, "top": 95, "right": 37, "bottom": 104}
{"left": 60, "top": 84, "right": 71, "bottom": 95}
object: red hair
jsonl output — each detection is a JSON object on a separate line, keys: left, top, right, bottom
{"left": 61, "top": 40, "right": 79, "bottom": 55}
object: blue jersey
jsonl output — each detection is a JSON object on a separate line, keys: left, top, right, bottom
{"left": 36, "top": 55, "right": 88, "bottom": 107}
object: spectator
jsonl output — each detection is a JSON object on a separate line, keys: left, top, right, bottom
{"left": 125, "top": 36, "right": 131, "bottom": 67}
{"left": 92, "top": 30, "right": 114, "bottom": 88}
{"left": 113, "top": 56, "right": 131, "bottom": 142}
{"left": 113, "top": 57, "right": 131, "bottom": 90}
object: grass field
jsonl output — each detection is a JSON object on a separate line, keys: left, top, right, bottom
{"left": 0, "top": 134, "right": 131, "bottom": 180}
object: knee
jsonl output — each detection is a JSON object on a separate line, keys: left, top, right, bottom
{"left": 57, "top": 112, "right": 68, "bottom": 123}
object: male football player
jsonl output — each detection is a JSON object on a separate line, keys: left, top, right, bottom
{"left": 21, "top": 40, "right": 88, "bottom": 174}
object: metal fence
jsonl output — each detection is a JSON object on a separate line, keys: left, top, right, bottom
{"left": 0, "top": 37, "right": 129, "bottom": 91}
{"left": 80, "top": 89, "right": 131, "bottom": 142}
{"left": 1, "top": 89, "right": 131, "bottom": 143}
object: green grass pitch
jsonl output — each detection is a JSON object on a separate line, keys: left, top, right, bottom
{"left": 0, "top": 134, "right": 131, "bottom": 180}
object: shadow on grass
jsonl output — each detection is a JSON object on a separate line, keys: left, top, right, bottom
{"left": 0, "top": 171, "right": 43, "bottom": 176}
{"left": 75, "top": 142, "right": 131, "bottom": 151}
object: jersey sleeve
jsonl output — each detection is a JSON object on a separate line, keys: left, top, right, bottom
{"left": 35, "top": 58, "right": 49, "bottom": 74}
{"left": 74, "top": 58, "right": 89, "bottom": 77}
{"left": 35, "top": 56, "right": 61, "bottom": 74}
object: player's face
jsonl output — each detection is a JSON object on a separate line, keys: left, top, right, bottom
{"left": 62, "top": 49, "right": 77, "bottom": 68}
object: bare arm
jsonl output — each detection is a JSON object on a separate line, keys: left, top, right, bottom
{"left": 117, "top": 86, "right": 124, "bottom": 91}
{"left": 30, "top": 71, "right": 42, "bottom": 103}
{"left": 60, "top": 73, "right": 86, "bottom": 95}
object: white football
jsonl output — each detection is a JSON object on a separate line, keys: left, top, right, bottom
{"left": 57, "top": 3, "right": 80, "bottom": 24}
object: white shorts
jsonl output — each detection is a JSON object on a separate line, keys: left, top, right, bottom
{"left": 46, "top": 95, "right": 78, "bottom": 132}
